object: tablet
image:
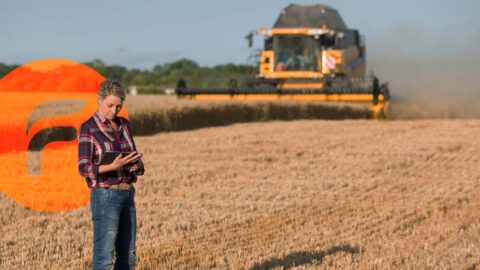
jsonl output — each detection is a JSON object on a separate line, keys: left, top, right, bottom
{"left": 99, "top": 151, "right": 134, "bottom": 166}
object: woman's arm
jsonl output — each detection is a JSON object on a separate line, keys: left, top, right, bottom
{"left": 78, "top": 125, "right": 100, "bottom": 179}
{"left": 99, "top": 163, "right": 117, "bottom": 174}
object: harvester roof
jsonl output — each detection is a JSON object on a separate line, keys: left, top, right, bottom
{"left": 273, "top": 4, "right": 348, "bottom": 31}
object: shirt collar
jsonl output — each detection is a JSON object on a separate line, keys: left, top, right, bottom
{"left": 95, "top": 111, "right": 109, "bottom": 125}
{"left": 95, "top": 111, "right": 122, "bottom": 127}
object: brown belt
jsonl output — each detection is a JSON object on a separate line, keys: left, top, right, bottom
{"left": 109, "top": 183, "right": 133, "bottom": 191}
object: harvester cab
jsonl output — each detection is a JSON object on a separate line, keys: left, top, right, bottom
{"left": 176, "top": 4, "right": 390, "bottom": 119}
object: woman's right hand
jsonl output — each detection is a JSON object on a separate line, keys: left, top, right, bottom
{"left": 111, "top": 151, "right": 142, "bottom": 171}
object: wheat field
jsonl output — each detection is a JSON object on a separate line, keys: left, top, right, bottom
{"left": 2, "top": 109, "right": 480, "bottom": 269}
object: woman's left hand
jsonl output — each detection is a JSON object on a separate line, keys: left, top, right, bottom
{"left": 128, "top": 165, "right": 140, "bottom": 172}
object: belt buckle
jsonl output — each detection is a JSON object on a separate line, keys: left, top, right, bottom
{"left": 119, "top": 183, "right": 132, "bottom": 190}
{"left": 110, "top": 183, "right": 132, "bottom": 190}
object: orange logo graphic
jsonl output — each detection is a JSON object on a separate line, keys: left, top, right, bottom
{"left": 0, "top": 59, "right": 128, "bottom": 212}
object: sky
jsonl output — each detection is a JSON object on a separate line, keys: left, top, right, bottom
{"left": 2, "top": 0, "right": 479, "bottom": 68}
{"left": 2, "top": 0, "right": 480, "bottom": 108}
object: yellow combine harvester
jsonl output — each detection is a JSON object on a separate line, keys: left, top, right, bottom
{"left": 176, "top": 4, "right": 390, "bottom": 118}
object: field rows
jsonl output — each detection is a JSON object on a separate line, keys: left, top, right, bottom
{"left": 1, "top": 119, "right": 480, "bottom": 269}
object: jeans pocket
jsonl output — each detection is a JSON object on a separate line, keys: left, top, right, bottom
{"left": 98, "top": 189, "right": 111, "bottom": 207}
{"left": 91, "top": 189, "right": 111, "bottom": 215}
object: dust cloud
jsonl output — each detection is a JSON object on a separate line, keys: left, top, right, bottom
{"left": 367, "top": 20, "right": 480, "bottom": 119}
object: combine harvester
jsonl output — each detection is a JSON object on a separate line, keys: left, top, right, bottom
{"left": 176, "top": 4, "right": 390, "bottom": 118}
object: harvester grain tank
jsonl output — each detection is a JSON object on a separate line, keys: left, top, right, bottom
{"left": 176, "top": 4, "right": 390, "bottom": 118}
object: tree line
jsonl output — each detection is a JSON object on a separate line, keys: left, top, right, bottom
{"left": 0, "top": 59, "right": 256, "bottom": 94}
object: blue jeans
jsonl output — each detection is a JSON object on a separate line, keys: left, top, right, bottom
{"left": 90, "top": 188, "right": 136, "bottom": 270}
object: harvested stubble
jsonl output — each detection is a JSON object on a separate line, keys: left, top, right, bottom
{"left": 2, "top": 119, "right": 480, "bottom": 269}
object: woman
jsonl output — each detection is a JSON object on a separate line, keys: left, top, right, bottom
{"left": 78, "top": 79, "right": 145, "bottom": 270}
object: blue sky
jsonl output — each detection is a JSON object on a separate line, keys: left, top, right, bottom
{"left": 2, "top": 0, "right": 479, "bottom": 69}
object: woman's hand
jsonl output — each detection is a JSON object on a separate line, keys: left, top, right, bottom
{"left": 127, "top": 164, "right": 141, "bottom": 172}
{"left": 98, "top": 151, "right": 142, "bottom": 174}
{"left": 111, "top": 152, "right": 142, "bottom": 171}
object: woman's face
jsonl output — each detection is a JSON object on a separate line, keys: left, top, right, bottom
{"left": 98, "top": 94, "right": 123, "bottom": 121}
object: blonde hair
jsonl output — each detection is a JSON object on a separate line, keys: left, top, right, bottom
{"left": 98, "top": 79, "right": 126, "bottom": 100}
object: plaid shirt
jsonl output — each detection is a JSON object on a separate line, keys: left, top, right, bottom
{"left": 78, "top": 112, "right": 144, "bottom": 189}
